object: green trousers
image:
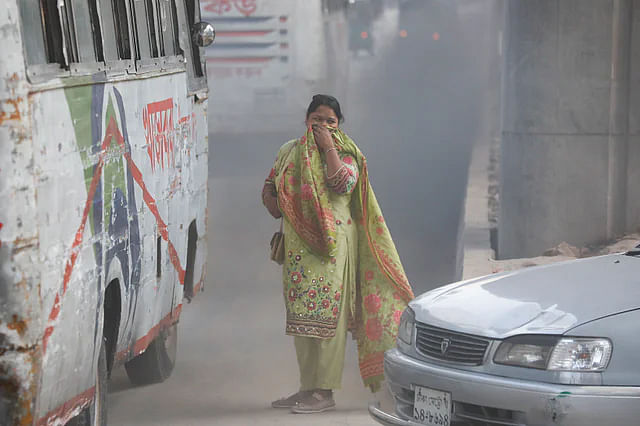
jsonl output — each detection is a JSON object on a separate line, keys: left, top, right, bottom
{"left": 294, "top": 277, "right": 351, "bottom": 391}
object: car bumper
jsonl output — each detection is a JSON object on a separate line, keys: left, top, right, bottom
{"left": 369, "top": 401, "right": 425, "bottom": 426}
{"left": 376, "top": 348, "right": 640, "bottom": 426}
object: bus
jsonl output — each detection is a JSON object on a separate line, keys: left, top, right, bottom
{"left": 0, "top": 1, "right": 212, "bottom": 424}
{"left": 201, "top": 0, "right": 349, "bottom": 134}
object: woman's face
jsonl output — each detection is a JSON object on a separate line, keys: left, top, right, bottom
{"left": 305, "top": 105, "right": 339, "bottom": 129}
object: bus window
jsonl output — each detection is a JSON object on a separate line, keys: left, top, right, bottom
{"left": 113, "top": 0, "right": 133, "bottom": 59}
{"left": 20, "top": 1, "right": 102, "bottom": 77}
{"left": 88, "top": 1, "right": 105, "bottom": 61}
{"left": 146, "top": 0, "right": 160, "bottom": 57}
{"left": 18, "top": 2, "right": 47, "bottom": 66}
{"left": 184, "top": 0, "right": 203, "bottom": 77}
{"left": 157, "top": 0, "right": 179, "bottom": 57}
{"left": 40, "top": 0, "right": 66, "bottom": 66}
{"left": 132, "top": 0, "right": 159, "bottom": 59}
{"left": 58, "top": 1, "right": 79, "bottom": 63}
{"left": 98, "top": 0, "right": 120, "bottom": 61}
{"left": 72, "top": 0, "right": 102, "bottom": 63}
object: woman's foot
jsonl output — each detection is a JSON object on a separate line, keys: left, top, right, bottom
{"left": 271, "top": 391, "right": 310, "bottom": 408}
{"left": 290, "top": 389, "right": 335, "bottom": 414}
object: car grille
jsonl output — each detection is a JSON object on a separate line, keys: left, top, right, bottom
{"left": 455, "top": 401, "right": 523, "bottom": 425}
{"left": 415, "top": 322, "right": 490, "bottom": 365}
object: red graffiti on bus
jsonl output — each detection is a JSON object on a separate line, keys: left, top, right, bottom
{"left": 143, "top": 98, "right": 175, "bottom": 172}
{"left": 203, "top": 0, "right": 257, "bottom": 17}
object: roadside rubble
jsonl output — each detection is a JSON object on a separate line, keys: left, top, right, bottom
{"left": 486, "top": 234, "right": 640, "bottom": 275}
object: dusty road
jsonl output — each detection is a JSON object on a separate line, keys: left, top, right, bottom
{"left": 108, "top": 3, "right": 494, "bottom": 425}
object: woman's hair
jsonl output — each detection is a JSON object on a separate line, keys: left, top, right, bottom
{"left": 306, "top": 94, "right": 344, "bottom": 123}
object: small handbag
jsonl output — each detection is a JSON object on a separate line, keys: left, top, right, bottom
{"left": 268, "top": 142, "right": 297, "bottom": 265}
{"left": 270, "top": 219, "right": 285, "bottom": 265}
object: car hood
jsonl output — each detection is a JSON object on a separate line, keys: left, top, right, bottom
{"left": 411, "top": 254, "right": 640, "bottom": 339}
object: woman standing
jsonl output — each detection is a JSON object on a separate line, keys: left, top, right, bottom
{"left": 262, "top": 95, "right": 414, "bottom": 414}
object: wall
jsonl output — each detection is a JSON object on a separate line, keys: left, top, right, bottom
{"left": 498, "top": 0, "right": 640, "bottom": 258}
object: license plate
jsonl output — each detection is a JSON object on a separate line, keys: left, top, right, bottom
{"left": 413, "top": 385, "right": 452, "bottom": 426}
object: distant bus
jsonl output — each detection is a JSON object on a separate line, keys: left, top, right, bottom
{"left": 0, "top": 1, "right": 211, "bottom": 424}
{"left": 201, "top": 0, "right": 349, "bottom": 134}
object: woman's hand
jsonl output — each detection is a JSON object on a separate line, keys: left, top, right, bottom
{"left": 262, "top": 182, "right": 282, "bottom": 219}
{"left": 312, "top": 124, "right": 334, "bottom": 152}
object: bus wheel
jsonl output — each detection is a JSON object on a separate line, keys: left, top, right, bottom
{"left": 124, "top": 323, "right": 178, "bottom": 385}
{"left": 68, "top": 341, "right": 108, "bottom": 426}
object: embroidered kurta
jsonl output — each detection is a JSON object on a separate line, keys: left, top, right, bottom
{"left": 267, "top": 141, "right": 359, "bottom": 338}
{"left": 264, "top": 128, "right": 414, "bottom": 391}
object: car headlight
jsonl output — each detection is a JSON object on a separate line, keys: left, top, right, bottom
{"left": 494, "top": 335, "right": 556, "bottom": 369}
{"left": 547, "top": 338, "right": 612, "bottom": 371}
{"left": 397, "top": 307, "right": 415, "bottom": 345}
{"left": 494, "top": 336, "right": 612, "bottom": 371}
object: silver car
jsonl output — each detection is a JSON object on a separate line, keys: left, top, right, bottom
{"left": 369, "top": 253, "right": 640, "bottom": 426}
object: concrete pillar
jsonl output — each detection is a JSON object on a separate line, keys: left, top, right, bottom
{"left": 625, "top": 0, "right": 640, "bottom": 231}
{"left": 498, "top": 0, "right": 633, "bottom": 259}
{"left": 607, "top": 0, "right": 632, "bottom": 239}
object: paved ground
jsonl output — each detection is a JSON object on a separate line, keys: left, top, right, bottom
{"left": 108, "top": 3, "right": 495, "bottom": 425}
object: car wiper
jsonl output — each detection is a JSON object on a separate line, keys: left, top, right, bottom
{"left": 625, "top": 250, "right": 640, "bottom": 257}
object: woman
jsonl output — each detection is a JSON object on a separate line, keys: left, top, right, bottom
{"left": 262, "top": 95, "right": 414, "bottom": 414}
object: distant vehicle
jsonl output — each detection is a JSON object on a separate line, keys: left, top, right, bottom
{"left": 347, "top": 0, "right": 376, "bottom": 55}
{"left": 1, "top": 0, "right": 211, "bottom": 424}
{"left": 370, "top": 253, "right": 640, "bottom": 425}
{"left": 201, "top": 0, "right": 349, "bottom": 134}
{"left": 349, "top": 0, "right": 384, "bottom": 18}
{"left": 397, "top": 0, "right": 455, "bottom": 42}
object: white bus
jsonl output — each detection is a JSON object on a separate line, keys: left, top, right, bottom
{"left": 201, "top": 0, "right": 349, "bottom": 134}
{"left": 0, "top": 1, "right": 212, "bottom": 424}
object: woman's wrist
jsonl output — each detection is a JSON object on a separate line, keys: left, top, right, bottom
{"left": 324, "top": 146, "right": 337, "bottom": 154}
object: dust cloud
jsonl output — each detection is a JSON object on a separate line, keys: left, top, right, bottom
{"left": 109, "top": 1, "right": 498, "bottom": 424}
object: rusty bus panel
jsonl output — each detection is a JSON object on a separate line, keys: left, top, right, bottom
{"left": 1, "top": 0, "right": 210, "bottom": 423}
{"left": 0, "top": 3, "right": 44, "bottom": 424}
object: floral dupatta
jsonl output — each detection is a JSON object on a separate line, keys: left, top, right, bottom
{"left": 278, "top": 128, "right": 415, "bottom": 391}
{"left": 277, "top": 128, "right": 338, "bottom": 257}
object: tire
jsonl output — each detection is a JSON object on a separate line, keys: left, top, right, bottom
{"left": 68, "top": 342, "right": 108, "bottom": 426}
{"left": 124, "top": 323, "right": 178, "bottom": 385}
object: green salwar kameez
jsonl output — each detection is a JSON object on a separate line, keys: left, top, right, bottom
{"left": 282, "top": 140, "right": 358, "bottom": 390}
{"left": 265, "top": 128, "right": 414, "bottom": 391}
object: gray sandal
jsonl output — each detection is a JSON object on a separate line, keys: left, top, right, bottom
{"left": 271, "top": 391, "right": 310, "bottom": 408}
{"left": 290, "top": 390, "right": 336, "bottom": 414}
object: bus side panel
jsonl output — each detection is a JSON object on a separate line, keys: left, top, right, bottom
{"left": 116, "top": 77, "right": 177, "bottom": 358}
{"left": 1, "top": 0, "right": 209, "bottom": 423}
{"left": 28, "top": 68, "right": 208, "bottom": 421}
{"left": 189, "top": 96, "right": 209, "bottom": 298}
{"left": 112, "top": 72, "right": 206, "bottom": 361}
{"left": 0, "top": 2, "right": 44, "bottom": 425}
{"left": 31, "top": 87, "right": 106, "bottom": 423}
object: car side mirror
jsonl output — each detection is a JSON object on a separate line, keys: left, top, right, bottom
{"left": 192, "top": 22, "right": 215, "bottom": 47}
